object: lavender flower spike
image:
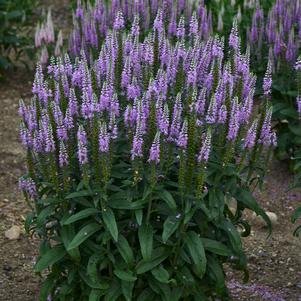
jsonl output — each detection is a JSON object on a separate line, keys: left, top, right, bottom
{"left": 148, "top": 132, "right": 161, "bottom": 164}
{"left": 198, "top": 129, "right": 212, "bottom": 162}
{"left": 59, "top": 141, "right": 69, "bottom": 167}
{"left": 263, "top": 60, "right": 273, "bottom": 96}
{"left": 99, "top": 122, "right": 110, "bottom": 153}
{"left": 114, "top": 10, "right": 125, "bottom": 30}
{"left": 77, "top": 125, "right": 88, "bottom": 165}
{"left": 243, "top": 119, "right": 258, "bottom": 149}
{"left": 177, "top": 119, "right": 188, "bottom": 149}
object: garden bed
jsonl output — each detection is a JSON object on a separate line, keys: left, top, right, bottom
{"left": 0, "top": 70, "right": 300, "bottom": 301}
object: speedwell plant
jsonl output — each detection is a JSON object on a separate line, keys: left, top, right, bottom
{"left": 20, "top": 10, "right": 275, "bottom": 301}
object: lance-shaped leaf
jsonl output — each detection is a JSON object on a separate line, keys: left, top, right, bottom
{"left": 35, "top": 245, "right": 66, "bottom": 272}
{"left": 117, "top": 234, "right": 134, "bottom": 266}
{"left": 102, "top": 207, "right": 118, "bottom": 242}
{"left": 67, "top": 223, "right": 101, "bottom": 250}
{"left": 162, "top": 215, "right": 180, "bottom": 243}
{"left": 184, "top": 231, "right": 207, "bottom": 278}
{"left": 138, "top": 224, "right": 153, "bottom": 260}
{"left": 63, "top": 208, "right": 100, "bottom": 225}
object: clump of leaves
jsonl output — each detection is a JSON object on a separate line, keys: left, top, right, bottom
{"left": 0, "top": 0, "right": 37, "bottom": 78}
{"left": 20, "top": 8, "right": 274, "bottom": 301}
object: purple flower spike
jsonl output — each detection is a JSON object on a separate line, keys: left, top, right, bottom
{"left": 297, "top": 96, "right": 301, "bottom": 116}
{"left": 148, "top": 132, "right": 161, "bottom": 164}
{"left": 263, "top": 60, "right": 273, "bottom": 96}
{"left": 176, "top": 16, "right": 185, "bottom": 39}
{"left": 114, "top": 10, "right": 125, "bottom": 30}
{"left": 19, "top": 177, "right": 37, "bottom": 199}
{"left": 198, "top": 129, "right": 212, "bottom": 162}
{"left": 243, "top": 119, "right": 258, "bottom": 149}
{"left": 77, "top": 126, "right": 88, "bottom": 165}
{"left": 59, "top": 141, "right": 68, "bottom": 167}
{"left": 229, "top": 18, "right": 240, "bottom": 51}
{"left": 227, "top": 97, "right": 240, "bottom": 141}
{"left": 99, "top": 122, "right": 110, "bottom": 153}
{"left": 177, "top": 119, "right": 188, "bottom": 149}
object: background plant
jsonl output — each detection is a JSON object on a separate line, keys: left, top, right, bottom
{"left": 0, "top": 0, "right": 37, "bottom": 78}
{"left": 20, "top": 9, "right": 275, "bottom": 301}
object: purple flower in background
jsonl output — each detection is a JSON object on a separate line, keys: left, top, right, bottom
{"left": 114, "top": 10, "right": 125, "bottom": 30}
{"left": 148, "top": 132, "right": 161, "bottom": 164}
{"left": 77, "top": 126, "right": 88, "bottom": 165}
{"left": 198, "top": 129, "right": 212, "bottom": 162}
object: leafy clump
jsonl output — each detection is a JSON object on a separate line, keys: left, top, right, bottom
{"left": 20, "top": 6, "right": 275, "bottom": 301}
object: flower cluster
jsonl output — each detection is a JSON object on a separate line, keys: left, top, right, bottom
{"left": 68, "top": 0, "right": 212, "bottom": 57}
{"left": 35, "top": 9, "right": 63, "bottom": 64}
{"left": 20, "top": 12, "right": 276, "bottom": 198}
{"left": 249, "top": 0, "right": 301, "bottom": 64}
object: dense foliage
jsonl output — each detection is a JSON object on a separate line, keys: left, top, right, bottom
{"left": 19, "top": 7, "right": 276, "bottom": 300}
{"left": 0, "top": 0, "right": 37, "bottom": 77}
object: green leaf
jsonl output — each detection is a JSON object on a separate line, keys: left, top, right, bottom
{"left": 66, "top": 190, "right": 94, "bottom": 199}
{"left": 102, "top": 208, "right": 118, "bottom": 242}
{"left": 67, "top": 223, "right": 101, "bottom": 250}
{"left": 160, "top": 190, "right": 177, "bottom": 211}
{"left": 39, "top": 275, "right": 55, "bottom": 301}
{"left": 87, "top": 253, "right": 103, "bottom": 283}
{"left": 34, "top": 245, "right": 66, "bottom": 272}
{"left": 121, "top": 280, "right": 135, "bottom": 301}
{"left": 234, "top": 188, "right": 271, "bottom": 235}
{"left": 89, "top": 289, "right": 106, "bottom": 301}
{"left": 184, "top": 231, "right": 207, "bottom": 278}
{"left": 137, "top": 289, "right": 156, "bottom": 301}
{"left": 63, "top": 208, "right": 100, "bottom": 225}
{"left": 116, "top": 234, "right": 134, "bottom": 266}
{"left": 162, "top": 216, "right": 180, "bottom": 243}
{"left": 136, "top": 248, "right": 169, "bottom": 274}
{"left": 151, "top": 265, "right": 170, "bottom": 283}
{"left": 292, "top": 207, "right": 301, "bottom": 223}
{"left": 104, "top": 280, "right": 121, "bottom": 301}
{"left": 135, "top": 209, "right": 143, "bottom": 226}
{"left": 114, "top": 269, "right": 137, "bottom": 282}
{"left": 201, "top": 238, "right": 230, "bottom": 256}
{"left": 138, "top": 224, "right": 153, "bottom": 260}
{"left": 25, "top": 212, "right": 34, "bottom": 233}
{"left": 79, "top": 270, "right": 109, "bottom": 289}
{"left": 36, "top": 206, "right": 53, "bottom": 227}
{"left": 61, "top": 225, "right": 81, "bottom": 261}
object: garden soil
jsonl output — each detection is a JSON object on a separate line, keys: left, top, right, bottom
{"left": 0, "top": 1, "right": 301, "bottom": 299}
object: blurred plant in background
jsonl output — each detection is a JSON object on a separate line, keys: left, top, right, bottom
{"left": 0, "top": 0, "right": 37, "bottom": 78}
{"left": 35, "top": 9, "right": 64, "bottom": 65}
